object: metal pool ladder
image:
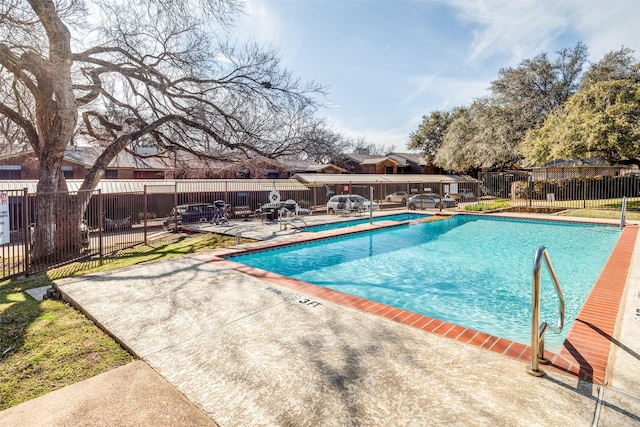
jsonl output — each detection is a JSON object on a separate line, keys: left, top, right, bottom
{"left": 526, "top": 245, "right": 566, "bottom": 377}
{"left": 620, "top": 196, "right": 627, "bottom": 229}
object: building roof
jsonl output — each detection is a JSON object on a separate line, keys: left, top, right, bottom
{"left": 63, "top": 147, "right": 171, "bottom": 170}
{"left": 292, "top": 173, "right": 478, "bottom": 185}
{"left": 0, "top": 145, "right": 172, "bottom": 171}
{"left": 359, "top": 157, "right": 401, "bottom": 166}
{"left": 0, "top": 179, "right": 310, "bottom": 194}
{"left": 278, "top": 159, "right": 346, "bottom": 173}
{"left": 388, "top": 152, "right": 427, "bottom": 166}
{"left": 339, "top": 154, "right": 381, "bottom": 163}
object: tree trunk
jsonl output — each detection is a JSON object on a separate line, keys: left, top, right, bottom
{"left": 28, "top": 1, "right": 79, "bottom": 265}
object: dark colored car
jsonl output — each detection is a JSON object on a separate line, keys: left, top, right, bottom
{"left": 408, "top": 193, "right": 457, "bottom": 210}
{"left": 162, "top": 203, "right": 219, "bottom": 230}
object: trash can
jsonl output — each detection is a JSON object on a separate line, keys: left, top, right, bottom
{"left": 546, "top": 193, "right": 555, "bottom": 203}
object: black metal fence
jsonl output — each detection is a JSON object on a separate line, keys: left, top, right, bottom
{"left": 479, "top": 171, "right": 640, "bottom": 209}
{"left": 0, "top": 188, "right": 152, "bottom": 279}
{"left": 4, "top": 173, "right": 634, "bottom": 280}
{"left": 0, "top": 179, "right": 485, "bottom": 279}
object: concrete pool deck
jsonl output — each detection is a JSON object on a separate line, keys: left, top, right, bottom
{"left": 2, "top": 211, "right": 639, "bottom": 426}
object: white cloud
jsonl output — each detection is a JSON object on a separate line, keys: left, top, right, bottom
{"left": 233, "top": 0, "right": 281, "bottom": 46}
{"left": 232, "top": 0, "right": 640, "bottom": 155}
{"left": 449, "top": 0, "right": 640, "bottom": 65}
{"left": 335, "top": 121, "right": 413, "bottom": 152}
{"left": 405, "top": 74, "right": 491, "bottom": 108}
{"left": 449, "top": 0, "right": 573, "bottom": 63}
{"left": 569, "top": 1, "right": 640, "bottom": 60}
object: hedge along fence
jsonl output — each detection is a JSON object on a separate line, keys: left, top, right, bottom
{"left": 509, "top": 174, "right": 640, "bottom": 209}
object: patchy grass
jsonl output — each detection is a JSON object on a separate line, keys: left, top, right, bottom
{"left": 46, "top": 232, "right": 244, "bottom": 280}
{"left": 557, "top": 208, "right": 640, "bottom": 221}
{"left": 0, "top": 232, "right": 241, "bottom": 410}
{"left": 600, "top": 200, "right": 640, "bottom": 211}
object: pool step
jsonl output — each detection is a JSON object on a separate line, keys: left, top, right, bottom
{"left": 421, "top": 215, "right": 449, "bottom": 223}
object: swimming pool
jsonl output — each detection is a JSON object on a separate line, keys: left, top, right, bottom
{"left": 230, "top": 215, "right": 620, "bottom": 351}
{"left": 306, "top": 212, "right": 431, "bottom": 232}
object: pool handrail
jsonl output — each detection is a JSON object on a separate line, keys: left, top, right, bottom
{"left": 526, "top": 245, "right": 566, "bottom": 377}
{"left": 621, "top": 196, "right": 627, "bottom": 229}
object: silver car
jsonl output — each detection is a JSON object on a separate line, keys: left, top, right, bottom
{"left": 408, "top": 193, "right": 457, "bottom": 209}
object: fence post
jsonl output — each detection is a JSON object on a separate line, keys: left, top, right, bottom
{"left": 22, "top": 188, "right": 30, "bottom": 277}
{"left": 143, "top": 185, "right": 148, "bottom": 245}
{"left": 173, "top": 182, "right": 178, "bottom": 232}
{"left": 370, "top": 186, "right": 374, "bottom": 224}
{"left": 98, "top": 189, "right": 104, "bottom": 262}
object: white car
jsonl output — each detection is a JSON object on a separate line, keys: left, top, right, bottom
{"left": 326, "top": 195, "right": 380, "bottom": 214}
{"left": 384, "top": 191, "right": 409, "bottom": 203}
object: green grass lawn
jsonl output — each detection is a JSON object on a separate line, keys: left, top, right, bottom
{"left": 0, "top": 232, "right": 242, "bottom": 410}
{"left": 557, "top": 208, "right": 640, "bottom": 221}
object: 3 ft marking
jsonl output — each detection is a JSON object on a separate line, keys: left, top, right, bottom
{"left": 265, "top": 287, "right": 322, "bottom": 307}
{"left": 296, "top": 297, "right": 322, "bottom": 307}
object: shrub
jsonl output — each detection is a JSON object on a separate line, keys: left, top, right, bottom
{"left": 464, "top": 199, "right": 510, "bottom": 211}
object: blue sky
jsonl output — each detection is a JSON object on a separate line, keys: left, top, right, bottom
{"left": 234, "top": 0, "right": 640, "bottom": 152}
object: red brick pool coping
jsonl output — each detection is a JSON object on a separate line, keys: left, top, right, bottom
{"left": 196, "top": 222, "right": 637, "bottom": 385}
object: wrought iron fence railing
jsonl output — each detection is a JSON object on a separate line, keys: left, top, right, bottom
{"left": 478, "top": 171, "right": 640, "bottom": 211}
{"left": 2, "top": 174, "right": 632, "bottom": 280}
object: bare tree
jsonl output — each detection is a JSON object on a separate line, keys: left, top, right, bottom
{"left": 0, "top": 0, "right": 325, "bottom": 262}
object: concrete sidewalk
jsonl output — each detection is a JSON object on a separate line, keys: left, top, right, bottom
{"left": 4, "top": 254, "right": 634, "bottom": 426}
{"left": 0, "top": 360, "right": 216, "bottom": 427}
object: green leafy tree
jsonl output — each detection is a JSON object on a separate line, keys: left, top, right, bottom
{"left": 522, "top": 79, "right": 640, "bottom": 165}
{"left": 434, "top": 100, "right": 523, "bottom": 173}
{"left": 582, "top": 47, "right": 640, "bottom": 88}
{"left": 408, "top": 108, "right": 465, "bottom": 163}
{"left": 489, "top": 43, "right": 588, "bottom": 143}
{"left": 409, "top": 42, "right": 588, "bottom": 173}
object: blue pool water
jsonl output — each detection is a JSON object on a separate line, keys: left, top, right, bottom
{"left": 307, "top": 213, "right": 431, "bottom": 232}
{"left": 231, "top": 215, "right": 620, "bottom": 350}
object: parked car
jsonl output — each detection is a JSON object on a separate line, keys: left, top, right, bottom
{"left": 384, "top": 191, "right": 409, "bottom": 203}
{"left": 162, "top": 203, "right": 218, "bottom": 230}
{"left": 444, "top": 189, "right": 477, "bottom": 202}
{"left": 408, "top": 193, "right": 457, "bottom": 210}
{"left": 326, "top": 195, "right": 380, "bottom": 214}
{"left": 104, "top": 215, "right": 132, "bottom": 231}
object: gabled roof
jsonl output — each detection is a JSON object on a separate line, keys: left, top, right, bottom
{"left": 304, "top": 164, "right": 346, "bottom": 173}
{"left": 387, "top": 152, "right": 427, "bottom": 166}
{"left": 339, "top": 154, "right": 380, "bottom": 163}
{"left": 359, "top": 156, "right": 401, "bottom": 166}
{"left": 278, "top": 158, "right": 346, "bottom": 173}
{"left": 0, "top": 145, "right": 171, "bottom": 170}
{"left": 63, "top": 146, "right": 171, "bottom": 170}
{"left": 0, "top": 144, "right": 31, "bottom": 158}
